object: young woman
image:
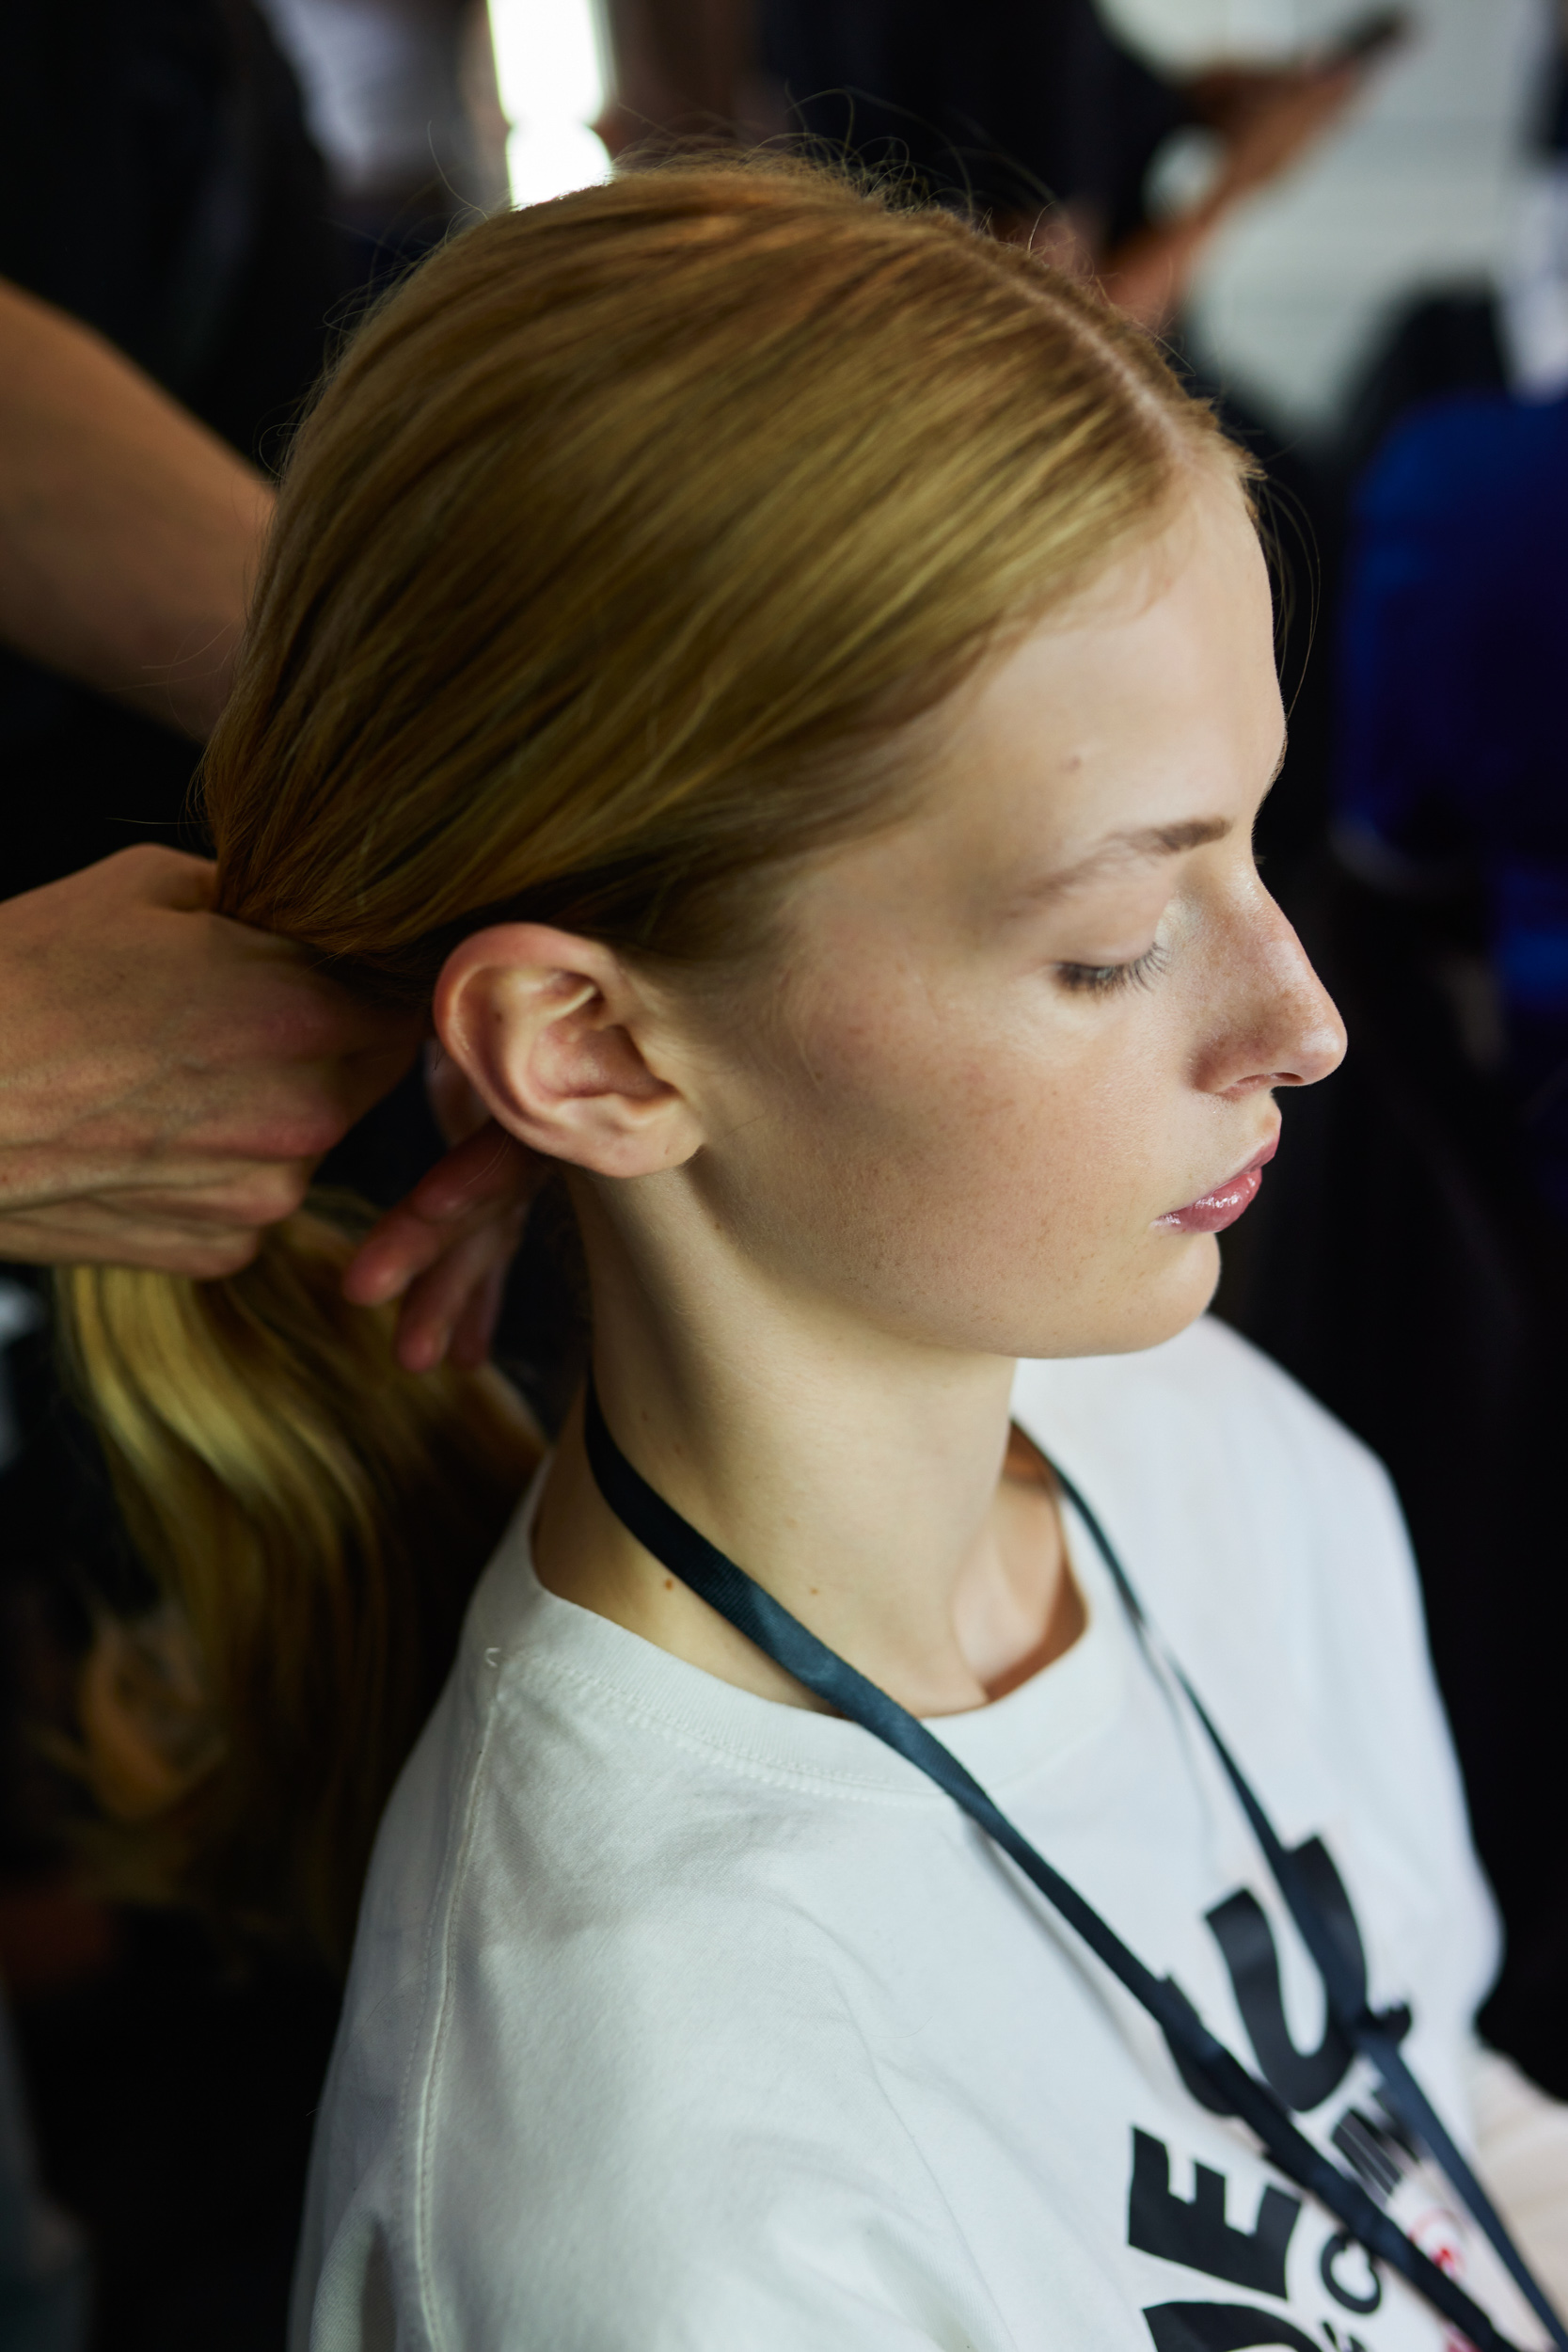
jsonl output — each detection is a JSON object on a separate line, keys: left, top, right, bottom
{"left": 60, "top": 160, "right": 1568, "bottom": 2348}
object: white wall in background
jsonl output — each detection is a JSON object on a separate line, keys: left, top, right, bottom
{"left": 1103, "top": 0, "right": 1553, "bottom": 435}
{"left": 487, "top": 0, "right": 610, "bottom": 209}
{"left": 1108, "top": 0, "right": 1311, "bottom": 67}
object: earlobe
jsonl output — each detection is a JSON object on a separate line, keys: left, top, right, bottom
{"left": 434, "top": 925, "right": 705, "bottom": 1177}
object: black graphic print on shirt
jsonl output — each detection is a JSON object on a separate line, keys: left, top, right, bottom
{"left": 1129, "top": 2131, "right": 1301, "bottom": 2296}
{"left": 1165, "top": 1839, "right": 1370, "bottom": 2117}
{"left": 1128, "top": 1837, "right": 1433, "bottom": 2352}
{"left": 1142, "top": 2305, "right": 1334, "bottom": 2351}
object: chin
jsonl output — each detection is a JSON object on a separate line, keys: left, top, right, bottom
{"left": 1110, "top": 1232, "right": 1222, "bottom": 1356}
{"left": 1012, "top": 1230, "right": 1222, "bottom": 1363}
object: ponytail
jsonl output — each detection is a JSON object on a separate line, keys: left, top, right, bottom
{"left": 58, "top": 1208, "right": 538, "bottom": 1966}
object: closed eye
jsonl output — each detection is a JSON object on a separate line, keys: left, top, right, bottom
{"left": 1054, "top": 943, "right": 1169, "bottom": 996}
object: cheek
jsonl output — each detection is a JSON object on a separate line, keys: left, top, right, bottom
{"left": 711, "top": 980, "right": 1217, "bottom": 1357}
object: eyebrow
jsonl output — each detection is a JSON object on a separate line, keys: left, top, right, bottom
{"left": 1006, "top": 816, "right": 1234, "bottom": 909}
{"left": 1005, "top": 737, "right": 1288, "bottom": 909}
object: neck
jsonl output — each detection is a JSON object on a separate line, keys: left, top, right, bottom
{"left": 531, "top": 1181, "right": 1080, "bottom": 1715}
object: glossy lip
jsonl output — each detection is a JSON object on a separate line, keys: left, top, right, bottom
{"left": 1155, "top": 1131, "right": 1280, "bottom": 1235}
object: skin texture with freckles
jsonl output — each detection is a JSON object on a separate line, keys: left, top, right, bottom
{"left": 689, "top": 482, "right": 1340, "bottom": 1364}
{"left": 436, "top": 476, "right": 1346, "bottom": 1721}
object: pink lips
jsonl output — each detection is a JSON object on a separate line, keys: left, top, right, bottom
{"left": 1156, "top": 1134, "right": 1279, "bottom": 1235}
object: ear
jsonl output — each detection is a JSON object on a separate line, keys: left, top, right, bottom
{"left": 434, "top": 925, "right": 705, "bottom": 1178}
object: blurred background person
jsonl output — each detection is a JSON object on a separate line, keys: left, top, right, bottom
{"left": 598, "top": 0, "right": 1377, "bottom": 329}
{"left": 754, "top": 0, "right": 1374, "bottom": 330}
{"left": 1, "top": 0, "right": 353, "bottom": 898}
{"left": 258, "top": 0, "right": 509, "bottom": 281}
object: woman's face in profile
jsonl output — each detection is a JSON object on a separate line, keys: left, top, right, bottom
{"left": 679, "top": 477, "right": 1346, "bottom": 1364}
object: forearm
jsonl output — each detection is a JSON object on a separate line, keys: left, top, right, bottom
{"left": 0, "top": 278, "right": 275, "bottom": 739}
{"left": 1099, "top": 59, "right": 1364, "bottom": 333}
{"left": 1098, "top": 195, "right": 1228, "bottom": 334}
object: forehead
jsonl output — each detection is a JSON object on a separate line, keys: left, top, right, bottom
{"left": 800, "top": 481, "right": 1281, "bottom": 934}
{"left": 940, "top": 484, "right": 1275, "bottom": 844}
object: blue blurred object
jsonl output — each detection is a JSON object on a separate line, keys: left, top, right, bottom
{"left": 1335, "top": 387, "right": 1568, "bottom": 1213}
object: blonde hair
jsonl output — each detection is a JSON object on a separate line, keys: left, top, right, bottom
{"left": 58, "top": 157, "right": 1246, "bottom": 1965}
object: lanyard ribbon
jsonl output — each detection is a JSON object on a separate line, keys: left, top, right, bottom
{"left": 583, "top": 1380, "right": 1566, "bottom": 2352}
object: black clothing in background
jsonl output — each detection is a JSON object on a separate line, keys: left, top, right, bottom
{"left": 0, "top": 18, "right": 366, "bottom": 2350}
{"left": 759, "top": 0, "right": 1187, "bottom": 243}
{"left": 14, "top": 1906, "right": 341, "bottom": 2352}
{"left": 1215, "top": 304, "right": 1568, "bottom": 2095}
{"left": 1215, "top": 863, "right": 1568, "bottom": 2098}
{"left": 0, "top": 0, "right": 346, "bottom": 456}
{"left": 0, "top": 0, "right": 358, "bottom": 902}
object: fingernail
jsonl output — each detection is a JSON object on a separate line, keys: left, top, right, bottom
{"left": 346, "top": 1255, "right": 404, "bottom": 1304}
{"left": 398, "top": 1323, "right": 451, "bottom": 1375}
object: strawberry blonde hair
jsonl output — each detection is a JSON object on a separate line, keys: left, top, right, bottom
{"left": 58, "top": 157, "right": 1247, "bottom": 1964}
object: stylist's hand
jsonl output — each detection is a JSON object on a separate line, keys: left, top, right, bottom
{"left": 1097, "top": 53, "right": 1370, "bottom": 330}
{"left": 1188, "top": 61, "right": 1364, "bottom": 202}
{"left": 0, "top": 845, "right": 420, "bottom": 1273}
{"left": 343, "top": 1053, "right": 544, "bottom": 1374}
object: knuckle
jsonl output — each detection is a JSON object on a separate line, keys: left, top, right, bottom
{"left": 191, "top": 1223, "right": 265, "bottom": 1279}
{"left": 280, "top": 1106, "right": 351, "bottom": 1159}
{"left": 183, "top": 1231, "right": 263, "bottom": 1278}
{"left": 97, "top": 1226, "right": 264, "bottom": 1279}
{"left": 227, "top": 1165, "right": 311, "bottom": 1226}
{"left": 239, "top": 1103, "right": 347, "bottom": 1161}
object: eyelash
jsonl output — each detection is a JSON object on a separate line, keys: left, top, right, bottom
{"left": 1054, "top": 944, "right": 1169, "bottom": 996}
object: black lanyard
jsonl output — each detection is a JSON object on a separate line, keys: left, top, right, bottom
{"left": 583, "top": 1379, "right": 1566, "bottom": 2352}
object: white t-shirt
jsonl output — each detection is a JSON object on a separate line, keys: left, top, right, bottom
{"left": 294, "top": 1317, "right": 1568, "bottom": 2351}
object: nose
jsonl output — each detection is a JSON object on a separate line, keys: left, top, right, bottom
{"left": 1196, "top": 892, "right": 1347, "bottom": 1101}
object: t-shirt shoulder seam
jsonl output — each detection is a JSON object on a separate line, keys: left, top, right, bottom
{"left": 515, "top": 1652, "right": 942, "bottom": 1806}
{"left": 402, "top": 1678, "right": 506, "bottom": 2352}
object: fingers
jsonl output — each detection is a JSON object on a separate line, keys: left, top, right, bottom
{"left": 411, "top": 1120, "right": 541, "bottom": 1223}
{"left": 424, "top": 1044, "right": 493, "bottom": 1149}
{"left": 0, "top": 1108, "right": 539, "bottom": 1305}
{"left": 1299, "top": 61, "right": 1360, "bottom": 110}
{"left": 0, "top": 1201, "right": 266, "bottom": 1277}
{"left": 342, "top": 1121, "right": 545, "bottom": 1372}
{"left": 0, "top": 849, "right": 422, "bottom": 1268}
{"left": 0, "top": 1140, "right": 325, "bottom": 1272}
{"left": 343, "top": 1124, "right": 542, "bottom": 1307}
{"left": 447, "top": 1259, "right": 510, "bottom": 1371}
{"left": 146, "top": 1031, "right": 420, "bottom": 1169}
{"left": 0, "top": 1145, "right": 317, "bottom": 1226}
{"left": 389, "top": 1216, "right": 525, "bottom": 1373}
{"left": 191, "top": 917, "right": 425, "bottom": 1069}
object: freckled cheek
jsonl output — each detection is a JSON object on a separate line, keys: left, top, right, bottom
{"left": 950, "top": 1061, "right": 1165, "bottom": 1260}
{"left": 794, "top": 1011, "right": 1159, "bottom": 1254}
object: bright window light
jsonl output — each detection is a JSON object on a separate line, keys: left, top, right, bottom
{"left": 487, "top": 0, "right": 611, "bottom": 211}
